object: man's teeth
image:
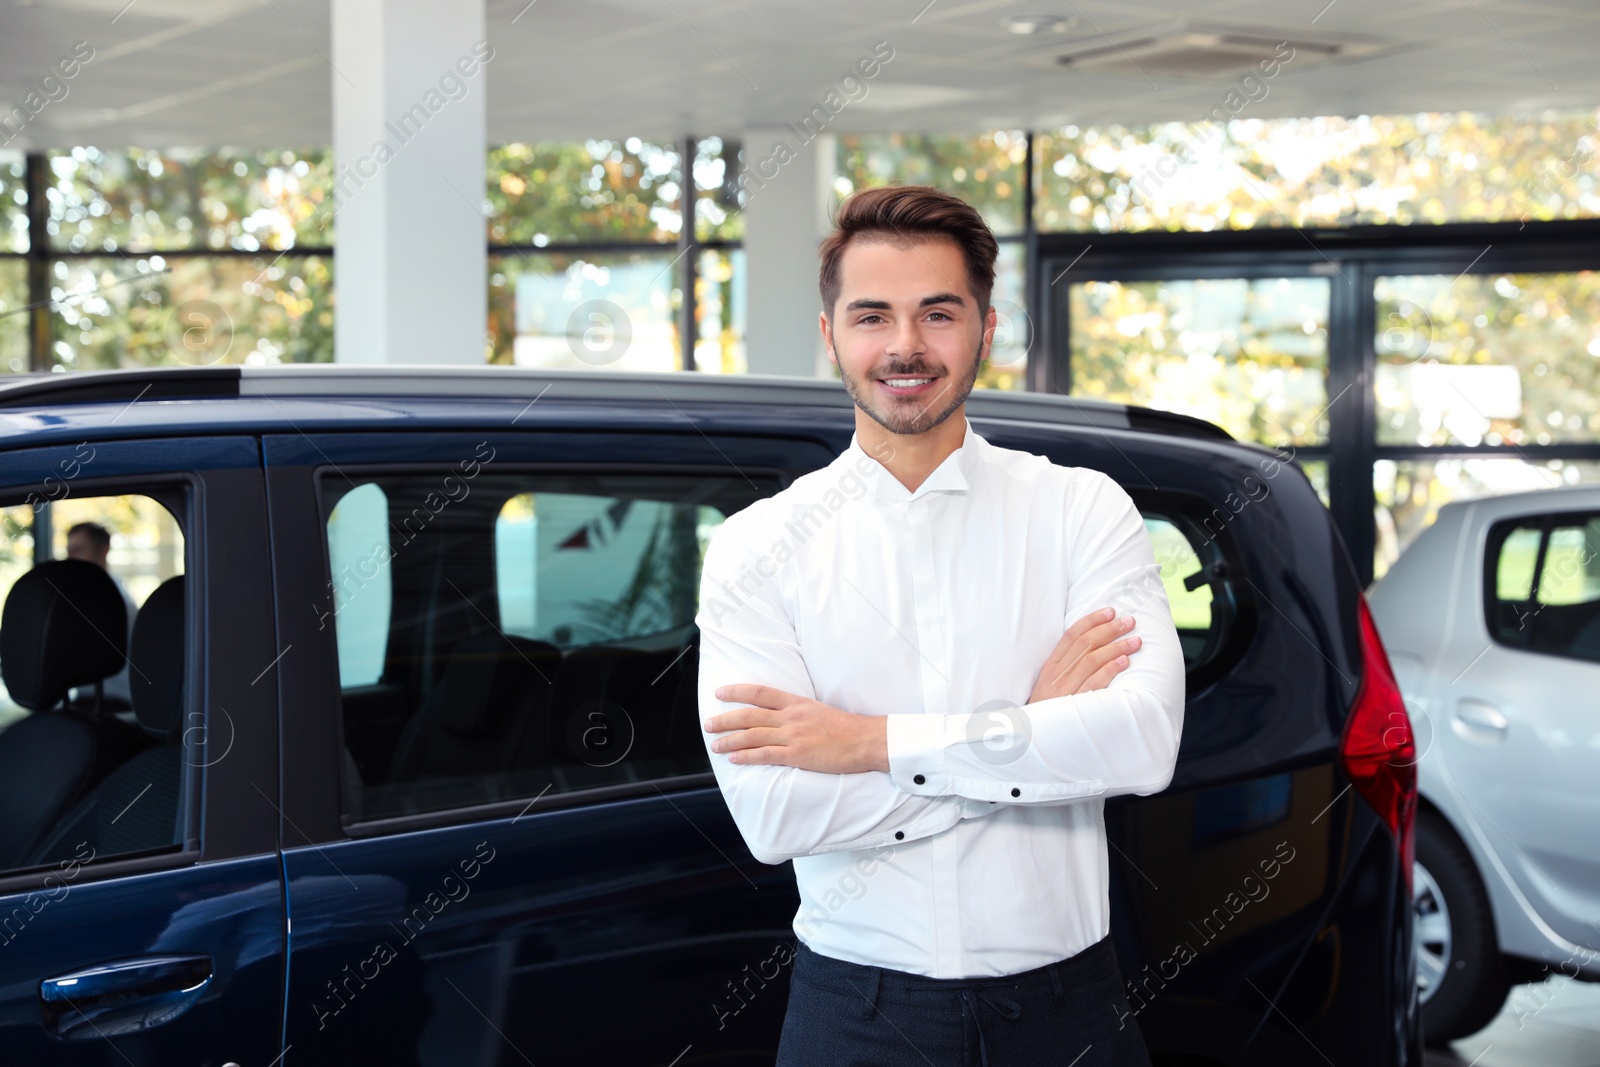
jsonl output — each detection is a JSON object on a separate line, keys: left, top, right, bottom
{"left": 883, "top": 378, "right": 933, "bottom": 387}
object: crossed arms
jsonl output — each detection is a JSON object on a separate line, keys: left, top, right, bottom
{"left": 695, "top": 472, "right": 1186, "bottom": 866}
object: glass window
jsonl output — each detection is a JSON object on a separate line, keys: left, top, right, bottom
{"left": 486, "top": 251, "right": 680, "bottom": 370}
{"left": 0, "top": 150, "right": 25, "bottom": 253}
{"left": 693, "top": 248, "right": 745, "bottom": 374}
{"left": 1486, "top": 513, "right": 1600, "bottom": 662}
{"left": 1495, "top": 526, "right": 1542, "bottom": 601}
{"left": 694, "top": 136, "right": 742, "bottom": 243}
{"left": 322, "top": 468, "right": 778, "bottom": 823}
{"left": 1375, "top": 271, "right": 1600, "bottom": 447}
{"left": 50, "top": 254, "right": 333, "bottom": 370}
{"left": 1374, "top": 458, "right": 1600, "bottom": 579}
{"left": 0, "top": 257, "right": 27, "bottom": 373}
{"left": 836, "top": 130, "right": 1029, "bottom": 236}
{"left": 46, "top": 147, "right": 333, "bottom": 253}
{"left": 1147, "top": 516, "right": 1212, "bottom": 634}
{"left": 1133, "top": 505, "right": 1246, "bottom": 679}
{"left": 1036, "top": 109, "right": 1600, "bottom": 233}
{"left": 978, "top": 242, "right": 1028, "bottom": 392}
{"left": 1068, "top": 276, "right": 1330, "bottom": 445}
{"left": 486, "top": 140, "right": 682, "bottom": 245}
{"left": 0, "top": 491, "right": 188, "bottom": 877}
{"left": 326, "top": 483, "right": 391, "bottom": 688}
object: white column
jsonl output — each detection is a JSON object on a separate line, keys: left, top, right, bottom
{"left": 331, "top": 0, "right": 488, "bottom": 364}
{"left": 741, "top": 127, "right": 836, "bottom": 378}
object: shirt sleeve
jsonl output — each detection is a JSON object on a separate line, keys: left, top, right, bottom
{"left": 696, "top": 507, "right": 990, "bottom": 865}
{"left": 883, "top": 469, "right": 1186, "bottom": 805}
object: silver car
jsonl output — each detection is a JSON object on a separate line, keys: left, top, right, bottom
{"left": 1368, "top": 485, "right": 1600, "bottom": 1044}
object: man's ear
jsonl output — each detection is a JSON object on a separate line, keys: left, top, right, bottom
{"left": 980, "top": 304, "right": 998, "bottom": 363}
{"left": 819, "top": 311, "right": 835, "bottom": 365}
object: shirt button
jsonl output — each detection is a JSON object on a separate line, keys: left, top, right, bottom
{"left": 1011, "top": 787, "right": 1021, "bottom": 797}
{"left": 913, "top": 774, "right": 925, "bottom": 785}
{"left": 895, "top": 831, "right": 905, "bottom": 840}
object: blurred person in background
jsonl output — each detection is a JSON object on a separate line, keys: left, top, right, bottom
{"left": 66, "top": 521, "right": 136, "bottom": 711}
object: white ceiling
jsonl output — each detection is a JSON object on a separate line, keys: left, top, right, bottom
{"left": 1, "top": 0, "right": 1597, "bottom": 150}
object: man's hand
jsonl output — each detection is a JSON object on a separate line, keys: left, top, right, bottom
{"left": 1029, "top": 606, "right": 1142, "bottom": 704}
{"left": 705, "top": 686, "right": 888, "bottom": 773}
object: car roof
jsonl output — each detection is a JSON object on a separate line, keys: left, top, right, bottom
{"left": 1437, "top": 480, "right": 1600, "bottom": 521}
{"left": 0, "top": 365, "right": 1234, "bottom": 444}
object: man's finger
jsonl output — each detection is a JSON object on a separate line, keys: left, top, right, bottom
{"left": 713, "top": 683, "right": 792, "bottom": 708}
{"left": 728, "top": 745, "right": 787, "bottom": 766}
{"left": 1052, "top": 616, "right": 1132, "bottom": 678}
{"left": 1045, "top": 609, "right": 1117, "bottom": 669}
{"left": 711, "top": 726, "right": 786, "bottom": 753}
{"left": 1078, "top": 654, "right": 1131, "bottom": 694}
{"left": 1048, "top": 635, "right": 1141, "bottom": 694}
{"left": 704, "top": 706, "right": 781, "bottom": 733}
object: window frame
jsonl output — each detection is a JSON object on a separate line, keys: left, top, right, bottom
{"left": 308, "top": 459, "right": 792, "bottom": 841}
{"left": 0, "top": 469, "right": 202, "bottom": 894}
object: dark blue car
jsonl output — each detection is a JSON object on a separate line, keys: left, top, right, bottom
{"left": 0, "top": 364, "right": 1421, "bottom": 1065}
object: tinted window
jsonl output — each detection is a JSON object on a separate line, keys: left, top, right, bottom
{"left": 0, "top": 491, "right": 189, "bottom": 879}
{"left": 1486, "top": 512, "right": 1600, "bottom": 661}
{"left": 326, "top": 482, "right": 391, "bottom": 687}
{"left": 1137, "top": 505, "right": 1240, "bottom": 681}
{"left": 322, "top": 468, "right": 777, "bottom": 823}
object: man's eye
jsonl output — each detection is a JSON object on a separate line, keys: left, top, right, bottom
{"left": 858, "top": 314, "right": 884, "bottom": 325}
{"left": 926, "top": 311, "right": 952, "bottom": 321}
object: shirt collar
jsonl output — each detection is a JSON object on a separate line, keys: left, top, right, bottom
{"left": 844, "top": 415, "right": 981, "bottom": 504}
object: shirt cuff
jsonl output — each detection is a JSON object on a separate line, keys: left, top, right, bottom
{"left": 885, "top": 713, "right": 948, "bottom": 796}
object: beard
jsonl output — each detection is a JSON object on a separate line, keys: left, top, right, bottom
{"left": 836, "top": 336, "right": 985, "bottom": 437}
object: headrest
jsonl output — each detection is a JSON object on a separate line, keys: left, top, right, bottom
{"left": 129, "top": 576, "right": 185, "bottom": 739}
{"left": 0, "top": 559, "right": 128, "bottom": 710}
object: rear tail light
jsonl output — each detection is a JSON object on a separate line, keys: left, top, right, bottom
{"left": 1341, "top": 594, "right": 1418, "bottom": 894}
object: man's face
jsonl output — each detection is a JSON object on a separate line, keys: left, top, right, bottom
{"left": 822, "top": 235, "right": 993, "bottom": 436}
{"left": 66, "top": 532, "right": 107, "bottom": 568}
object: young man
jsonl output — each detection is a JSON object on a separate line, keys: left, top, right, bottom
{"left": 697, "top": 184, "right": 1185, "bottom": 1065}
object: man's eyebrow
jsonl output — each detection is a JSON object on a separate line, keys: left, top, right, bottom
{"left": 842, "top": 292, "right": 968, "bottom": 313}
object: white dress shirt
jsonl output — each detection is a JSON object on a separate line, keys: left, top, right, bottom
{"left": 695, "top": 414, "right": 1186, "bottom": 978}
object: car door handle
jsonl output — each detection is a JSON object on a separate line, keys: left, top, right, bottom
{"left": 39, "top": 953, "right": 213, "bottom": 1040}
{"left": 1453, "top": 699, "right": 1509, "bottom": 742}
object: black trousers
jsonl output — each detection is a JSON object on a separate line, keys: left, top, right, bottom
{"left": 774, "top": 934, "right": 1153, "bottom": 1067}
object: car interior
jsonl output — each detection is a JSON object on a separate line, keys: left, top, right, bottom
{"left": 327, "top": 470, "right": 774, "bottom": 823}
{"left": 0, "top": 493, "right": 188, "bottom": 875}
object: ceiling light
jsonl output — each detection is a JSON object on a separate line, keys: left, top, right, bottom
{"left": 1002, "top": 15, "right": 1074, "bottom": 35}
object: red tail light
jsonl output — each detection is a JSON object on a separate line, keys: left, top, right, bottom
{"left": 1341, "top": 594, "right": 1418, "bottom": 895}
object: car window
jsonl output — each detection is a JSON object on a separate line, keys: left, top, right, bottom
{"left": 1146, "top": 516, "right": 1213, "bottom": 634}
{"left": 0, "top": 492, "right": 189, "bottom": 878}
{"left": 1486, "top": 512, "right": 1600, "bottom": 661}
{"left": 326, "top": 482, "right": 391, "bottom": 687}
{"left": 1136, "top": 505, "right": 1240, "bottom": 681}
{"left": 320, "top": 468, "right": 778, "bottom": 824}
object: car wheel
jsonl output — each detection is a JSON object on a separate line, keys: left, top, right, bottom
{"left": 1414, "top": 811, "right": 1512, "bottom": 1045}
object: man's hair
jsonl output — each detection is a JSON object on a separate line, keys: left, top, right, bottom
{"left": 67, "top": 521, "right": 112, "bottom": 551}
{"left": 818, "top": 183, "right": 999, "bottom": 321}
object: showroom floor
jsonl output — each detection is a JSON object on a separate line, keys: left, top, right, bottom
{"left": 1425, "top": 975, "right": 1600, "bottom": 1066}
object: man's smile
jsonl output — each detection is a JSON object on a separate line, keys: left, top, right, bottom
{"left": 876, "top": 374, "right": 942, "bottom": 397}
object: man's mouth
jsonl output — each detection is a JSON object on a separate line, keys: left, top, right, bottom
{"left": 876, "top": 374, "right": 941, "bottom": 396}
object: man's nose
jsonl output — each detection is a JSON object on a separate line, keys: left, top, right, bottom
{"left": 886, "top": 317, "right": 925, "bottom": 358}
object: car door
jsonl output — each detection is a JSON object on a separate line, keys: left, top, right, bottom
{"left": 0, "top": 434, "right": 283, "bottom": 1065}
{"left": 265, "top": 421, "right": 837, "bottom": 1067}
{"left": 1445, "top": 502, "right": 1600, "bottom": 952}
